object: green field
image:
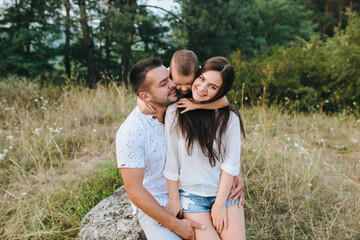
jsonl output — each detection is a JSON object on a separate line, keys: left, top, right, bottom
{"left": 0, "top": 80, "right": 359, "bottom": 239}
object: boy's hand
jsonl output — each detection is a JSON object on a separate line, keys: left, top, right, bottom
{"left": 176, "top": 98, "right": 198, "bottom": 114}
{"left": 137, "top": 97, "right": 156, "bottom": 115}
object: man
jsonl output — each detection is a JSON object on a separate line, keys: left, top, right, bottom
{"left": 116, "top": 58, "right": 244, "bottom": 240}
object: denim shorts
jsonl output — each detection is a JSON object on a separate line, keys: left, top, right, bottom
{"left": 179, "top": 189, "right": 239, "bottom": 213}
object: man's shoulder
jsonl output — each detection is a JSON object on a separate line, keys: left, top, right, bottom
{"left": 116, "top": 107, "right": 148, "bottom": 135}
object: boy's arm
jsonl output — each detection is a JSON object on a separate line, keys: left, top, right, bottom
{"left": 137, "top": 96, "right": 156, "bottom": 115}
{"left": 120, "top": 168, "right": 203, "bottom": 239}
{"left": 176, "top": 96, "right": 228, "bottom": 114}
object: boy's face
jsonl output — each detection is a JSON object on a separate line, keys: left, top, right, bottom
{"left": 170, "top": 68, "right": 195, "bottom": 95}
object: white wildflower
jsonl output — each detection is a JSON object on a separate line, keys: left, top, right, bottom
{"left": 33, "top": 128, "right": 41, "bottom": 135}
{"left": 2, "top": 99, "right": 6, "bottom": 102}
{"left": 40, "top": 96, "right": 44, "bottom": 100}
{"left": 351, "top": 139, "right": 358, "bottom": 144}
{"left": 9, "top": 146, "right": 13, "bottom": 150}
{"left": 4, "top": 149, "right": 8, "bottom": 153}
{"left": 324, "top": 100, "right": 329, "bottom": 103}
{"left": 34, "top": 99, "right": 39, "bottom": 102}
{"left": 41, "top": 106, "right": 47, "bottom": 110}
{"left": 308, "top": 183, "right": 312, "bottom": 187}
{"left": 93, "top": 129, "right": 97, "bottom": 132}
{"left": 7, "top": 135, "right": 14, "bottom": 141}
{"left": 0, "top": 153, "right": 6, "bottom": 160}
{"left": 22, "top": 192, "right": 27, "bottom": 196}
{"left": 287, "top": 137, "right": 291, "bottom": 141}
{"left": 353, "top": 102, "right": 357, "bottom": 106}
{"left": 294, "top": 142, "right": 308, "bottom": 153}
{"left": 244, "top": 97, "right": 248, "bottom": 101}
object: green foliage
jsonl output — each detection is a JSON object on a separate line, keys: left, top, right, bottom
{"left": 230, "top": 10, "right": 360, "bottom": 114}
{"left": 172, "top": 0, "right": 317, "bottom": 61}
{"left": 0, "top": 0, "right": 62, "bottom": 77}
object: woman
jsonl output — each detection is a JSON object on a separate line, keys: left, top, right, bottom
{"left": 164, "top": 57, "right": 246, "bottom": 240}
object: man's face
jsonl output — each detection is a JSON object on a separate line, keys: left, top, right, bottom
{"left": 145, "top": 66, "right": 178, "bottom": 107}
{"left": 170, "top": 68, "right": 195, "bottom": 95}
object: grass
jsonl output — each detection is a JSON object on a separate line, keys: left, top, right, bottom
{"left": 0, "top": 78, "right": 359, "bottom": 239}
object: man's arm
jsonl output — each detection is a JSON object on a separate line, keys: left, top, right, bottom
{"left": 120, "top": 168, "right": 204, "bottom": 239}
{"left": 176, "top": 96, "right": 228, "bottom": 114}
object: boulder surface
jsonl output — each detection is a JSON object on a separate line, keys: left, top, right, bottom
{"left": 79, "top": 186, "right": 146, "bottom": 240}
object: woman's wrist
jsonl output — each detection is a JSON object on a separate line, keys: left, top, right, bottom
{"left": 214, "top": 197, "right": 227, "bottom": 206}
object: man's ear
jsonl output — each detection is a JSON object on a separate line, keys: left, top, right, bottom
{"left": 138, "top": 91, "right": 152, "bottom": 102}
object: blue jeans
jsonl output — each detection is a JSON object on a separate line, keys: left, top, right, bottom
{"left": 179, "top": 189, "right": 239, "bottom": 213}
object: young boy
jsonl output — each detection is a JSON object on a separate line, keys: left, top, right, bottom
{"left": 137, "top": 50, "right": 228, "bottom": 114}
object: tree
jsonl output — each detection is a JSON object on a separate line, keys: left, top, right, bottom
{"left": 78, "top": 0, "right": 97, "bottom": 88}
{"left": 64, "top": 0, "right": 72, "bottom": 78}
{"left": 0, "top": 0, "right": 62, "bottom": 78}
{"left": 171, "top": 0, "right": 317, "bottom": 61}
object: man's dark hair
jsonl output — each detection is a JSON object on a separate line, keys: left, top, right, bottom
{"left": 171, "top": 50, "right": 199, "bottom": 76}
{"left": 129, "top": 57, "right": 163, "bottom": 94}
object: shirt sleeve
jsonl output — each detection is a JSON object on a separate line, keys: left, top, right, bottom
{"left": 164, "top": 105, "right": 181, "bottom": 181}
{"left": 116, "top": 122, "right": 145, "bottom": 168}
{"left": 220, "top": 112, "right": 241, "bottom": 176}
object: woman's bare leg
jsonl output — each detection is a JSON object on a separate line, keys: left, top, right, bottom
{"left": 184, "top": 212, "right": 220, "bottom": 240}
{"left": 220, "top": 205, "right": 246, "bottom": 240}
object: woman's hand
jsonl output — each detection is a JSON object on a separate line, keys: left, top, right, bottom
{"left": 228, "top": 172, "right": 245, "bottom": 207}
{"left": 211, "top": 201, "right": 227, "bottom": 233}
{"left": 166, "top": 199, "right": 183, "bottom": 218}
{"left": 176, "top": 98, "right": 199, "bottom": 114}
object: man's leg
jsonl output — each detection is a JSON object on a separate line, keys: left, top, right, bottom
{"left": 137, "top": 211, "right": 181, "bottom": 240}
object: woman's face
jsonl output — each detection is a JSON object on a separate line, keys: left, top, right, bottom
{"left": 191, "top": 70, "right": 223, "bottom": 102}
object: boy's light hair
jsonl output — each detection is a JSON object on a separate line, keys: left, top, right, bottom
{"left": 170, "top": 50, "right": 199, "bottom": 77}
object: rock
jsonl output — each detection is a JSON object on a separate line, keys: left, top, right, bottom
{"left": 79, "top": 186, "right": 146, "bottom": 240}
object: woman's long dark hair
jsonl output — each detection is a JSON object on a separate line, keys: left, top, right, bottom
{"left": 176, "top": 57, "right": 246, "bottom": 167}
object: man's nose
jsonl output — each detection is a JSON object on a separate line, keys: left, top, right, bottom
{"left": 169, "top": 81, "right": 176, "bottom": 89}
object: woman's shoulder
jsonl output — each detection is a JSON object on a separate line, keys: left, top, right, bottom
{"left": 166, "top": 103, "right": 178, "bottom": 114}
{"left": 165, "top": 103, "right": 178, "bottom": 122}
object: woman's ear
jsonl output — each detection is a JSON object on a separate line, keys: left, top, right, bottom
{"left": 138, "top": 91, "right": 152, "bottom": 102}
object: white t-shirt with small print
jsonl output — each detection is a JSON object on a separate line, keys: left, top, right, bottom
{"left": 116, "top": 107, "right": 169, "bottom": 213}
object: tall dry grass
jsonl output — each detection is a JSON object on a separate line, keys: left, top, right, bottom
{"left": 0, "top": 78, "right": 359, "bottom": 239}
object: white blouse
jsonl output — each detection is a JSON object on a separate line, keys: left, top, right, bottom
{"left": 164, "top": 104, "right": 241, "bottom": 197}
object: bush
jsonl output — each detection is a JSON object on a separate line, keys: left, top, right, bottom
{"left": 230, "top": 10, "right": 360, "bottom": 115}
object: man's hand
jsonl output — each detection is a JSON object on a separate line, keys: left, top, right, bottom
{"left": 171, "top": 218, "right": 205, "bottom": 240}
{"left": 228, "top": 172, "right": 245, "bottom": 207}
